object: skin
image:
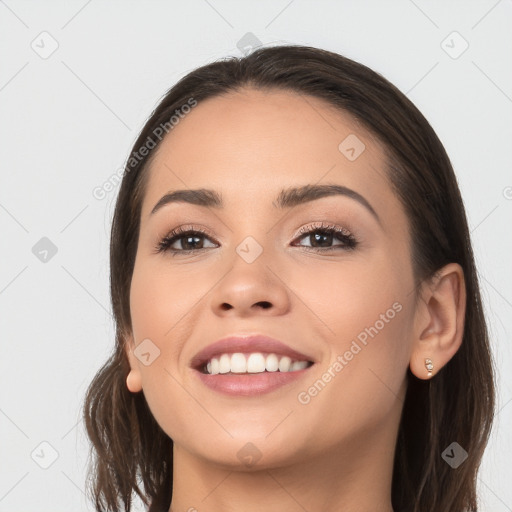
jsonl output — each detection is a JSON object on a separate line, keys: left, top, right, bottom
{"left": 124, "top": 88, "right": 466, "bottom": 512}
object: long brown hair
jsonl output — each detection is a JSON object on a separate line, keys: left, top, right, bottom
{"left": 82, "top": 44, "right": 495, "bottom": 512}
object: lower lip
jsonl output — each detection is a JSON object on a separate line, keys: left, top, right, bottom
{"left": 194, "top": 367, "right": 313, "bottom": 396}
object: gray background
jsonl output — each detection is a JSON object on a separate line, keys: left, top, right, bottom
{"left": 1, "top": 0, "right": 511, "bottom": 510}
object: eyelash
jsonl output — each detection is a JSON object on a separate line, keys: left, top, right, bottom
{"left": 154, "top": 222, "right": 358, "bottom": 256}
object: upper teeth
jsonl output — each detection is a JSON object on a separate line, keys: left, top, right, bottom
{"left": 204, "top": 353, "right": 310, "bottom": 375}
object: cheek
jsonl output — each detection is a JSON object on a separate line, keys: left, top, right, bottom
{"left": 291, "top": 256, "right": 412, "bottom": 415}
{"left": 128, "top": 258, "right": 223, "bottom": 430}
{"left": 290, "top": 253, "right": 409, "bottom": 346}
{"left": 129, "top": 259, "right": 206, "bottom": 347}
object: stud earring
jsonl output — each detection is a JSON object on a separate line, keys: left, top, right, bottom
{"left": 425, "top": 358, "right": 434, "bottom": 377}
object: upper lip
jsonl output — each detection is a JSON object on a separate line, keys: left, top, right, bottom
{"left": 190, "top": 335, "right": 316, "bottom": 370}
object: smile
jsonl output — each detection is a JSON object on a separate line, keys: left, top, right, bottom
{"left": 195, "top": 355, "right": 315, "bottom": 396}
{"left": 191, "top": 334, "right": 316, "bottom": 396}
{"left": 203, "top": 352, "right": 313, "bottom": 375}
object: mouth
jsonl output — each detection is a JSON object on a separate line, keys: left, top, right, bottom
{"left": 200, "top": 352, "right": 314, "bottom": 375}
{"left": 190, "top": 335, "right": 316, "bottom": 396}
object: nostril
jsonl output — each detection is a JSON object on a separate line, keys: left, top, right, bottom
{"left": 257, "top": 301, "right": 272, "bottom": 309}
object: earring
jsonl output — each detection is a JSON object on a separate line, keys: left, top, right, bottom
{"left": 425, "top": 358, "right": 434, "bottom": 377}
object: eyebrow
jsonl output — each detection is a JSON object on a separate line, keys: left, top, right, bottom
{"left": 150, "top": 183, "right": 380, "bottom": 223}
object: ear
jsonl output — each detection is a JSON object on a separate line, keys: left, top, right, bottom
{"left": 124, "top": 333, "right": 143, "bottom": 393}
{"left": 410, "top": 263, "right": 466, "bottom": 380}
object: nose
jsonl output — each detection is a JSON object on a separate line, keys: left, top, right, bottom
{"left": 209, "top": 253, "right": 291, "bottom": 318}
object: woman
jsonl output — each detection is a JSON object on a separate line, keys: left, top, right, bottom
{"left": 83, "top": 45, "right": 495, "bottom": 512}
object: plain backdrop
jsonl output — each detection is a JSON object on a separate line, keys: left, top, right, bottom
{"left": 1, "top": 1, "right": 511, "bottom": 510}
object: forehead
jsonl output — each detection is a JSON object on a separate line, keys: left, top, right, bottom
{"left": 140, "top": 88, "right": 396, "bottom": 221}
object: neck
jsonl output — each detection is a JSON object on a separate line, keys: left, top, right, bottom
{"left": 168, "top": 427, "right": 396, "bottom": 512}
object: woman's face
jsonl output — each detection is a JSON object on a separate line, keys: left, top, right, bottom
{"left": 126, "top": 88, "right": 418, "bottom": 469}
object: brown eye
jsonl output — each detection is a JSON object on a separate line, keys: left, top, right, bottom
{"left": 293, "top": 223, "right": 357, "bottom": 251}
{"left": 156, "top": 228, "right": 217, "bottom": 254}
